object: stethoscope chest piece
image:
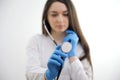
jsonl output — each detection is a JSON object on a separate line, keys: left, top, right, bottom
{"left": 61, "top": 42, "right": 72, "bottom": 53}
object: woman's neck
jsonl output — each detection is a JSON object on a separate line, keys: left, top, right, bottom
{"left": 51, "top": 31, "right": 66, "bottom": 44}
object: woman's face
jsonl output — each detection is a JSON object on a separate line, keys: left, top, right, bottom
{"left": 47, "top": 2, "right": 69, "bottom": 33}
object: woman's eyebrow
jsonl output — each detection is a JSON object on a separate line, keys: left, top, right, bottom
{"left": 49, "top": 10, "right": 68, "bottom": 13}
{"left": 63, "top": 11, "right": 68, "bottom": 13}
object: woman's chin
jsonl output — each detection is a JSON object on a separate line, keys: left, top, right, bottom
{"left": 57, "top": 29, "right": 66, "bottom": 33}
{"left": 56, "top": 28, "right": 67, "bottom": 32}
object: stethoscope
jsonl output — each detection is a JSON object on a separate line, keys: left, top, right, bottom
{"left": 43, "top": 21, "right": 72, "bottom": 53}
{"left": 43, "top": 21, "right": 72, "bottom": 80}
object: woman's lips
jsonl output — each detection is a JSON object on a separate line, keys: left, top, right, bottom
{"left": 56, "top": 25, "right": 65, "bottom": 29}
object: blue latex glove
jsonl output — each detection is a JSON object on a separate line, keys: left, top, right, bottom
{"left": 46, "top": 45, "right": 67, "bottom": 80}
{"left": 63, "top": 30, "right": 79, "bottom": 58}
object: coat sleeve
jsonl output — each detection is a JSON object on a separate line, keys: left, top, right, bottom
{"left": 25, "top": 35, "right": 47, "bottom": 80}
{"left": 70, "top": 58, "right": 93, "bottom": 80}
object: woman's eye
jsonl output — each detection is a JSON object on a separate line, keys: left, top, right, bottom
{"left": 51, "top": 14, "right": 57, "bottom": 17}
{"left": 63, "top": 13, "right": 68, "bottom": 16}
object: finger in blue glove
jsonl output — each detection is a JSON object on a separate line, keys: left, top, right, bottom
{"left": 46, "top": 45, "right": 67, "bottom": 80}
{"left": 63, "top": 30, "right": 79, "bottom": 58}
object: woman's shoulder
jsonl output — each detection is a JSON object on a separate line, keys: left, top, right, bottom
{"left": 30, "top": 34, "right": 47, "bottom": 41}
{"left": 32, "top": 34, "right": 45, "bottom": 38}
{"left": 28, "top": 34, "right": 48, "bottom": 45}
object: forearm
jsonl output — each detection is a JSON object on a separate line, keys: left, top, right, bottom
{"left": 26, "top": 71, "right": 46, "bottom": 80}
{"left": 69, "top": 57, "right": 92, "bottom": 80}
{"left": 26, "top": 66, "right": 47, "bottom": 80}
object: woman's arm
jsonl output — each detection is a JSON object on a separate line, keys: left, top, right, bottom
{"left": 69, "top": 56, "right": 93, "bottom": 80}
{"left": 26, "top": 35, "right": 46, "bottom": 80}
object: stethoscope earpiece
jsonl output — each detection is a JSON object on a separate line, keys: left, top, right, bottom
{"left": 61, "top": 42, "right": 72, "bottom": 53}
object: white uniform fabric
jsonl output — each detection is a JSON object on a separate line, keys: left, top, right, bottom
{"left": 26, "top": 34, "right": 92, "bottom": 80}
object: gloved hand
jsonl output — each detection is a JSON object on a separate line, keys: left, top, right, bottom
{"left": 63, "top": 30, "right": 79, "bottom": 58}
{"left": 45, "top": 45, "right": 67, "bottom": 80}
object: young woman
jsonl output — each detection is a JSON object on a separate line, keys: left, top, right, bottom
{"left": 26, "top": 0, "right": 93, "bottom": 80}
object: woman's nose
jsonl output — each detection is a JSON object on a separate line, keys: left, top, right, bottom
{"left": 57, "top": 15, "right": 64, "bottom": 23}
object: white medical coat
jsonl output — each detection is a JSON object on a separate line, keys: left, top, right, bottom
{"left": 26, "top": 34, "right": 93, "bottom": 80}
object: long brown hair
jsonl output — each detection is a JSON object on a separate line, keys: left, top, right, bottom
{"left": 42, "top": 0, "right": 93, "bottom": 70}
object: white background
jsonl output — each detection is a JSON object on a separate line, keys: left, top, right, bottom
{"left": 0, "top": 0, "right": 120, "bottom": 80}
